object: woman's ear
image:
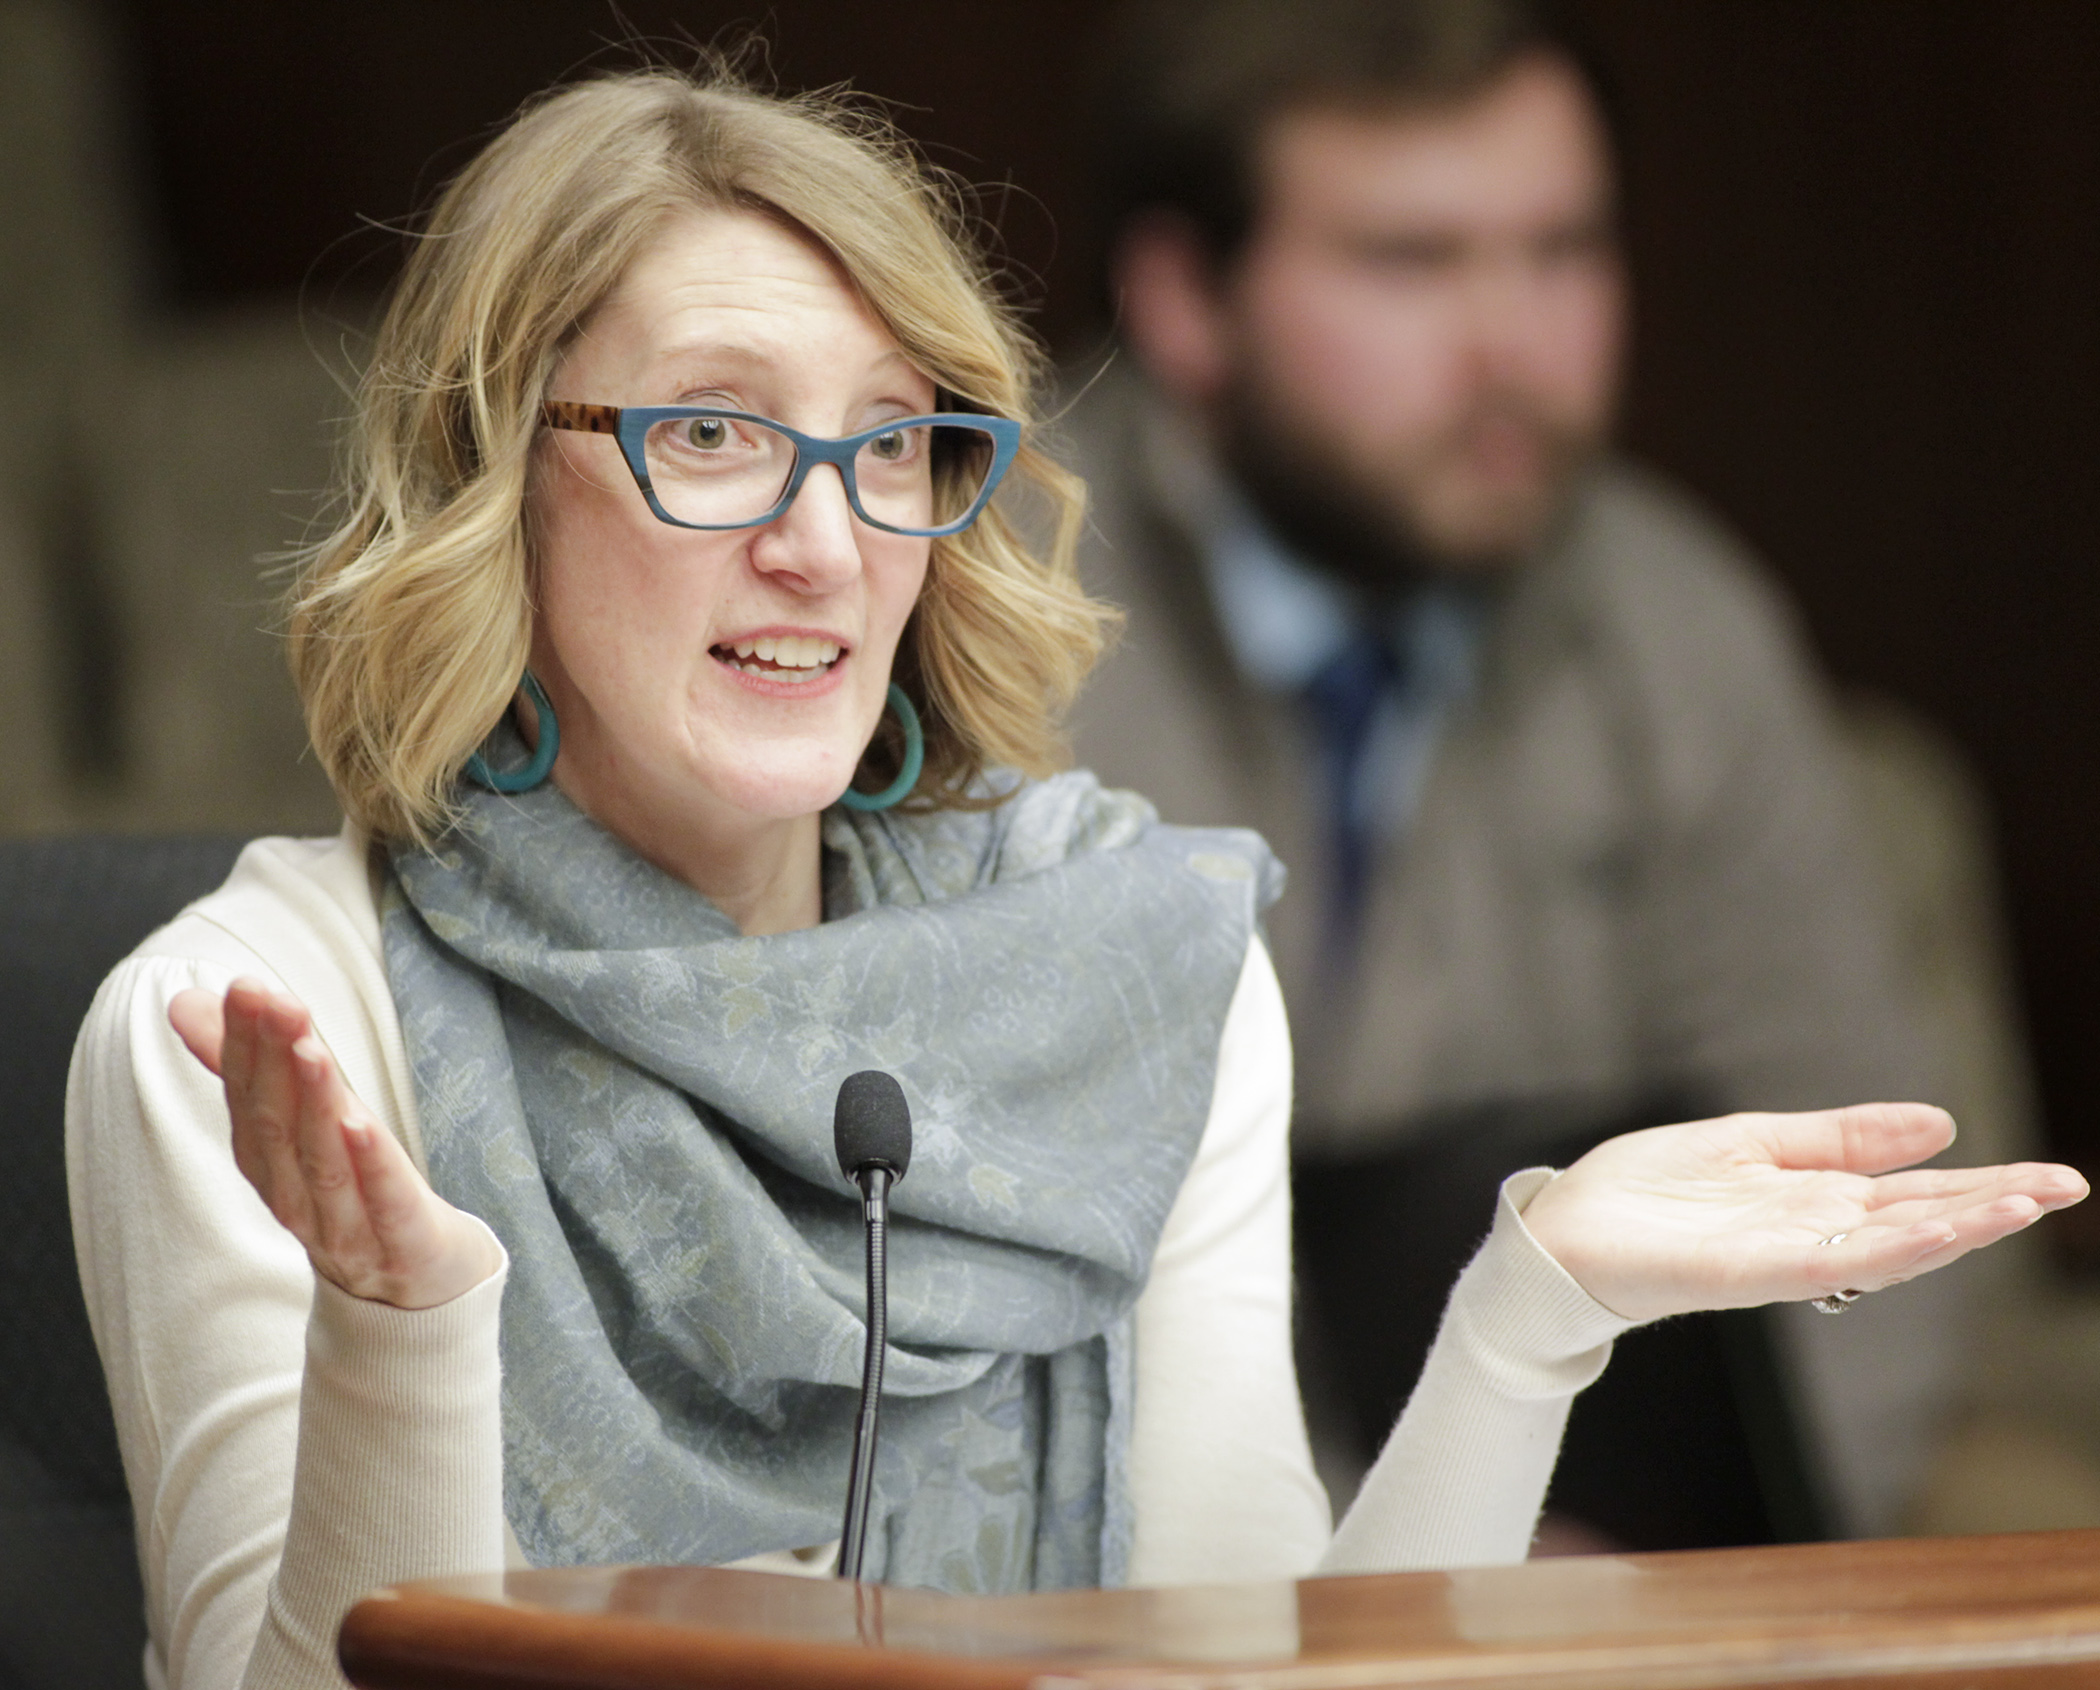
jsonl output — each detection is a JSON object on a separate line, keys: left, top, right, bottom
{"left": 1111, "top": 211, "right": 1235, "bottom": 408}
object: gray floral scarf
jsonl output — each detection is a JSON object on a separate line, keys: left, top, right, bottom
{"left": 381, "top": 768, "right": 1278, "bottom": 1592}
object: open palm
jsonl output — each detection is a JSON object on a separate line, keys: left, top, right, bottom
{"left": 169, "top": 977, "right": 500, "bottom": 1309}
{"left": 1519, "top": 1103, "right": 2088, "bottom": 1324}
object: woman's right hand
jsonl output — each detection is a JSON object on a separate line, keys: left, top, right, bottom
{"left": 168, "top": 978, "right": 501, "bottom": 1309}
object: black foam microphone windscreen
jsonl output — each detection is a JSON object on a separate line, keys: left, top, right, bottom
{"left": 834, "top": 1069, "right": 912, "bottom": 1182}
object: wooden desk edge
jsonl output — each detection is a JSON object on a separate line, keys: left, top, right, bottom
{"left": 338, "top": 1535, "right": 2100, "bottom": 1690}
{"left": 340, "top": 1590, "right": 1042, "bottom": 1690}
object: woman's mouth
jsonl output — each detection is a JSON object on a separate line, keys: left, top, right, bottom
{"left": 711, "top": 634, "right": 843, "bottom": 685}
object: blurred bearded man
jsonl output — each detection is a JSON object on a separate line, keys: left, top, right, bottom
{"left": 1068, "top": 0, "right": 1949, "bottom": 1551}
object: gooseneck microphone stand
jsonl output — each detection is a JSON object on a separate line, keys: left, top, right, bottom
{"left": 838, "top": 1161, "right": 892, "bottom": 1581}
{"left": 832, "top": 1070, "right": 913, "bottom": 1582}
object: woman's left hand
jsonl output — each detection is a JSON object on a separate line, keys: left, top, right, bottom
{"left": 1519, "top": 1103, "right": 2088, "bottom": 1324}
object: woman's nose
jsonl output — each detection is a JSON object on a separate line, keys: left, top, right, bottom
{"left": 747, "top": 462, "right": 865, "bottom": 592}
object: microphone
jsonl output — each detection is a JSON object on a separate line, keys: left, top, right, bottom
{"left": 833, "top": 1070, "right": 912, "bottom": 1581}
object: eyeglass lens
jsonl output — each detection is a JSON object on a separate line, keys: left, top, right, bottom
{"left": 641, "top": 416, "right": 999, "bottom": 532}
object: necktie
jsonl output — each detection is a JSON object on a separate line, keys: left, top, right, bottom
{"left": 1301, "top": 627, "right": 1400, "bottom": 968}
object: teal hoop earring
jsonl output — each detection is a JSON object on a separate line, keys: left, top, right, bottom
{"left": 464, "top": 671, "right": 560, "bottom": 793}
{"left": 839, "top": 684, "right": 924, "bottom": 813}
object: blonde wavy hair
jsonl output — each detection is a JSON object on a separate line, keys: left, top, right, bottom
{"left": 290, "top": 65, "right": 1109, "bottom": 845}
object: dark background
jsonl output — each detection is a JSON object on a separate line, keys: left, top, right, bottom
{"left": 101, "top": 0, "right": 2100, "bottom": 1185}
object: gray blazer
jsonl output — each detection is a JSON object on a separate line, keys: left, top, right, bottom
{"left": 1063, "top": 377, "right": 1937, "bottom": 1160}
{"left": 1060, "top": 375, "right": 1963, "bottom": 1538}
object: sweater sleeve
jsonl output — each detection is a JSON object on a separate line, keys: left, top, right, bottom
{"left": 66, "top": 951, "right": 509, "bottom": 1690}
{"left": 1126, "top": 955, "right": 1635, "bottom": 1584}
{"left": 1126, "top": 938, "right": 1332, "bottom": 1584}
{"left": 1320, "top": 1168, "right": 1634, "bottom": 1574}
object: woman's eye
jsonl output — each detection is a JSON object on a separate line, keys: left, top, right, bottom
{"left": 869, "top": 429, "right": 912, "bottom": 462}
{"left": 683, "top": 416, "right": 731, "bottom": 450}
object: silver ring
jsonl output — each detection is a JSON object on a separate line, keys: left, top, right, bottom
{"left": 1813, "top": 1232, "right": 1864, "bottom": 1313}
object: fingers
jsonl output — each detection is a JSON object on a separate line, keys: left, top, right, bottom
{"left": 221, "top": 985, "right": 316, "bottom": 1226}
{"left": 1862, "top": 1161, "right": 2089, "bottom": 1221}
{"left": 339, "top": 1113, "right": 502, "bottom": 1307}
{"left": 1527, "top": 1100, "right": 2087, "bottom": 1323}
{"left": 1992, "top": 1161, "right": 2089, "bottom": 1210}
{"left": 1844, "top": 1164, "right": 2087, "bottom": 1275}
{"left": 220, "top": 980, "right": 309, "bottom": 1171}
{"left": 338, "top": 1113, "right": 501, "bottom": 1308}
{"left": 342, "top": 1105, "right": 435, "bottom": 1244}
{"left": 189, "top": 977, "right": 495, "bottom": 1309}
{"left": 1744, "top": 1102, "right": 1957, "bottom": 1176}
{"left": 1801, "top": 1217, "right": 1959, "bottom": 1296}
{"left": 167, "top": 988, "right": 228, "bottom": 1075}
{"left": 206, "top": 977, "right": 360, "bottom": 1252}
{"left": 289, "top": 1035, "right": 370, "bottom": 1262}
{"left": 1805, "top": 1185, "right": 2063, "bottom": 1300}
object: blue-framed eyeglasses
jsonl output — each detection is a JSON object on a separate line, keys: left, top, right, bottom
{"left": 542, "top": 401, "right": 1021, "bottom": 538}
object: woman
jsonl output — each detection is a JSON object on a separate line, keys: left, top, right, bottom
{"left": 66, "top": 66, "right": 2081, "bottom": 1690}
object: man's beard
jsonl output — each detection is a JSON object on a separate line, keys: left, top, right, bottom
{"left": 1217, "top": 377, "right": 1601, "bottom": 597}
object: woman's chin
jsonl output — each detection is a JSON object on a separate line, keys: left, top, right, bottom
{"left": 685, "top": 758, "right": 859, "bottom": 825}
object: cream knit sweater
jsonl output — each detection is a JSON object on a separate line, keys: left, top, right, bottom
{"left": 66, "top": 830, "right": 1630, "bottom": 1690}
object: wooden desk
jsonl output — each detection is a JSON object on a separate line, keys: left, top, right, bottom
{"left": 340, "top": 1529, "right": 2100, "bottom": 1690}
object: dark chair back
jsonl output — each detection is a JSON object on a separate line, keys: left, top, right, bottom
{"left": 0, "top": 836, "right": 245, "bottom": 1690}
